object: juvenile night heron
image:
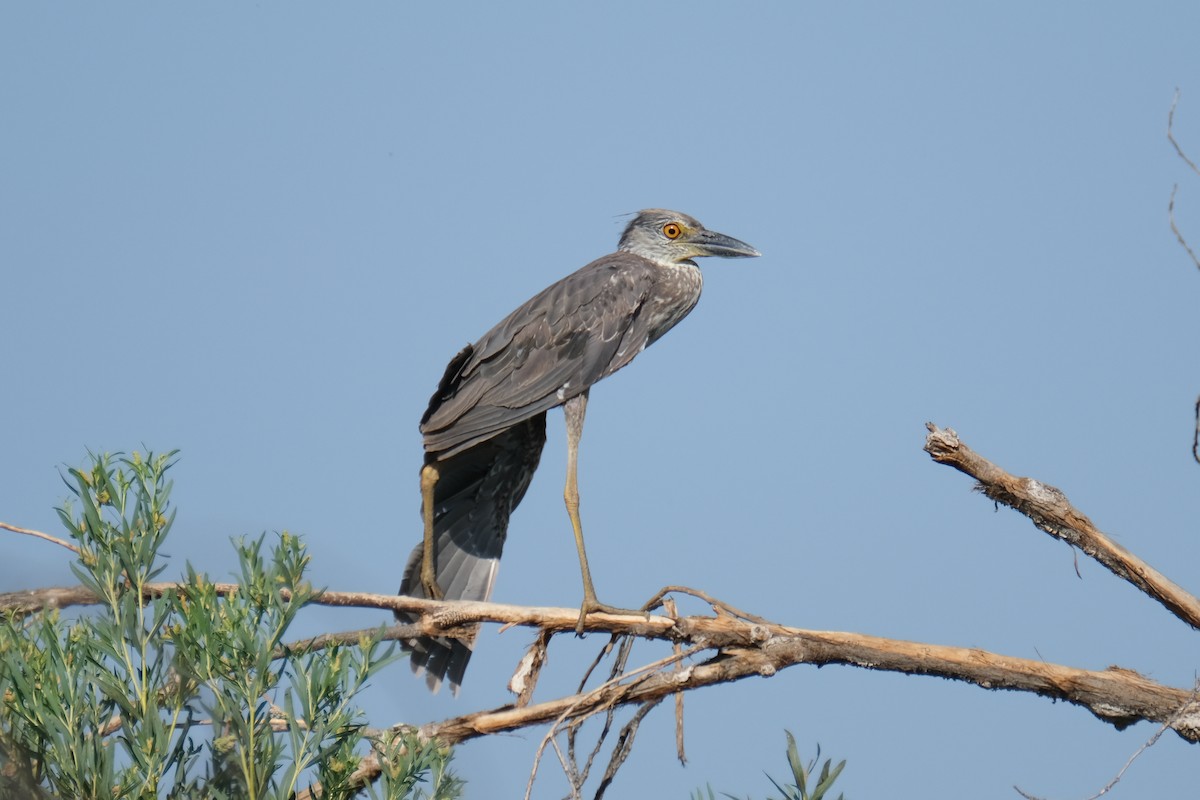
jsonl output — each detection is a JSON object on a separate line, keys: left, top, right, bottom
{"left": 397, "top": 209, "right": 759, "bottom": 692}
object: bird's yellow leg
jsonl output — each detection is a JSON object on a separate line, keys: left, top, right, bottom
{"left": 564, "top": 392, "right": 634, "bottom": 633}
{"left": 420, "top": 463, "right": 443, "bottom": 600}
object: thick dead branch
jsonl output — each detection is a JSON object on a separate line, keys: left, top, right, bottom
{"left": 0, "top": 586, "right": 96, "bottom": 616}
{"left": 305, "top": 623, "right": 1200, "bottom": 798}
{"left": 0, "top": 582, "right": 248, "bottom": 617}
{"left": 12, "top": 506, "right": 1200, "bottom": 799}
{"left": 420, "top": 626, "right": 1200, "bottom": 743}
{"left": 6, "top": 575, "right": 1198, "bottom": 743}
{"left": 924, "top": 423, "right": 1200, "bottom": 631}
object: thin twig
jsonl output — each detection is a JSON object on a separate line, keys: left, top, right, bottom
{"left": 0, "top": 521, "right": 80, "bottom": 555}
{"left": 1171, "top": 90, "right": 1200, "bottom": 466}
{"left": 664, "top": 597, "right": 686, "bottom": 766}
{"left": 1168, "top": 185, "right": 1200, "bottom": 271}
{"left": 577, "top": 634, "right": 624, "bottom": 694}
{"left": 1015, "top": 681, "right": 1200, "bottom": 800}
{"left": 1168, "top": 89, "right": 1200, "bottom": 177}
{"left": 1193, "top": 394, "right": 1200, "bottom": 467}
{"left": 1167, "top": 91, "right": 1200, "bottom": 271}
{"left": 523, "top": 645, "right": 703, "bottom": 800}
{"left": 644, "top": 584, "right": 772, "bottom": 625}
{"left": 509, "top": 628, "right": 552, "bottom": 707}
{"left": 572, "top": 635, "right": 639, "bottom": 789}
{"left": 595, "top": 698, "right": 662, "bottom": 799}
{"left": 565, "top": 634, "right": 637, "bottom": 797}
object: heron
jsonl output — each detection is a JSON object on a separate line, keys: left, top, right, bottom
{"left": 397, "top": 209, "right": 759, "bottom": 692}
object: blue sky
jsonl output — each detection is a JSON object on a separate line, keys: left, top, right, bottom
{"left": 4, "top": 3, "right": 1200, "bottom": 797}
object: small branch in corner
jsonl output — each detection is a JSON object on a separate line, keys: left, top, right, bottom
{"left": 923, "top": 422, "right": 1200, "bottom": 631}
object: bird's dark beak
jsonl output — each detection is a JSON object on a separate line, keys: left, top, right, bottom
{"left": 691, "top": 228, "right": 761, "bottom": 259}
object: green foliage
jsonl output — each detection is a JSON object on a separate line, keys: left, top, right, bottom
{"left": 692, "top": 731, "right": 846, "bottom": 800}
{"left": 0, "top": 450, "right": 460, "bottom": 800}
{"left": 367, "top": 730, "right": 463, "bottom": 800}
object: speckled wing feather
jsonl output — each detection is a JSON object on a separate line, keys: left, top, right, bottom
{"left": 420, "top": 251, "right": 672, "bottom": 458}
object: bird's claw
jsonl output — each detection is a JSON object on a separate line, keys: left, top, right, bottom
{"left": 420, "top": 566, "right": 444, "bottom": 601}
{"left": 574, "top": 599, "right": 650, "bottom": 636}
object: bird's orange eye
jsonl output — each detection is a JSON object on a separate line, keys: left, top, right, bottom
{"left": 662, "top": 223, "right": 683, "bottom": 239}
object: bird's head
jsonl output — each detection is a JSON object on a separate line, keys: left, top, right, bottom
{"left": 617, "top": 209, "right": 760, "bottom": 267}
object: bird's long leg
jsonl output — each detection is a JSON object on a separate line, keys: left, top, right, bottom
{"left": 419, "top": 463, "right": 443, "bottom": 600}
{"left": 564, "top": 391, "right": 631, "bottom": 633}
{"left": 563, "top": 393, "right": 597, "bottom": 611}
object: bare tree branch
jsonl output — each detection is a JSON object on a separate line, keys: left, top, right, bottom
{"left": 19, "top": 564, "right": 1199, "bottom": 800}
{"left": 664, "top": 596, "right": 687, "bottom": 767}
{"left": 1167, "top": 91, "right": 1200, "bottom": 469}
{"left": 415, "top": 620, "right": 1200, "bottom": 743}
{"left": 0, "top": 521, "right": 80, "bottom": 556}
{"left": 16, "top": 418, "right": 1200, "bottom": 798}
{"left": 300, "top": 627, "right": 1200, "bottom": 799}
{"left": 0, "top": 580, "right": 673, "bottom": 632}
{"left": 923, "top": 423, "right": 1200, "bottom": 630}
{"left": 1194, "top": 394, "right": 1200, "bottom": 467}
{"left": 1169, "top": 89, "right": 1200, "bottom": 178}
{"left": 7, "top": 567, "right": 1200, "bottom": 744}
{"left": 1168, "top": 185, "right": 1200, "bottom": 272}
{"left": 1169, "top": 87, "right": 1200, "bottom": 280}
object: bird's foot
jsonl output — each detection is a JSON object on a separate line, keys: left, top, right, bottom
{"left": 420, "top": 567, "right": 444, "bottom": 602}
{"left": 574, "top": 598, "right": 650, "bottom": 636}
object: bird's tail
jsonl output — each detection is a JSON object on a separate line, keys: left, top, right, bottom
{"left": 397, "top": 413, "right": 547, "bottom": 693}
